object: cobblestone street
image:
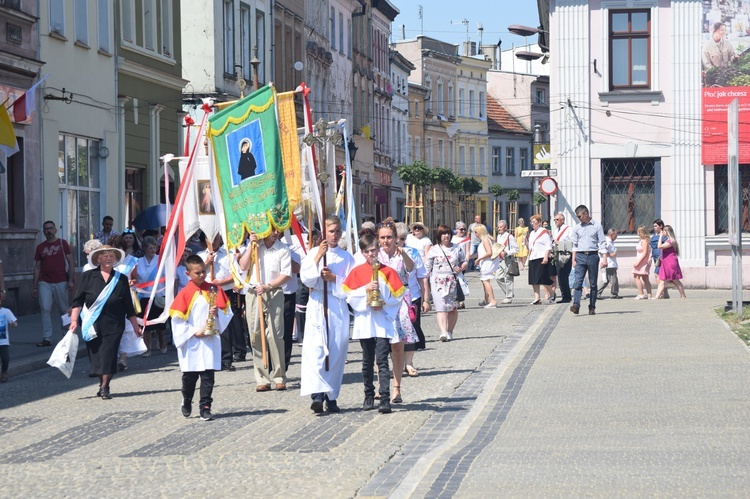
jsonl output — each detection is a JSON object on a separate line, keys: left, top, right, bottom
{"left": 1, "top": 276, "right": 749, "bottom": 497}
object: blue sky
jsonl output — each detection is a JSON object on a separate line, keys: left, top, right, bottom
{"left": 392, "top": 0, "right": 543, "bottom": 51}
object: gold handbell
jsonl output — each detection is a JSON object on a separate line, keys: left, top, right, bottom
{"left": 131, "top": 287, "right": 142, "bottom": 315}
{"left": 203, "top": 285, "right": 221, "bottom": 335}
{"left": 367, "top": 261, "right": 386, "bottom": 308}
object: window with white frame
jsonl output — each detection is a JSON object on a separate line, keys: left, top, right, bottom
{"left": 160, "top": 0, "right": 173, "bottom": 57}
{"left": 505, "top": 147, "right": 515, "bottom": 175}
{"left": 601, "top": 158, "right": 656, "bottom": 234}
{"left": 331, "top": 6, "right": 336, "bottom": 50}
{"left": 120, "top": 1, "right": 173, "bottom": 59}
{"left": 144, "top": 0, "right": 156, "bottom": 51}
{"left": 492, "top": 146, "right": 501, "bottom": 175}
{"left": 240, "top": 4, "right": 251, "bottom": 80}
{"left": 520, "top": 148, "right": 529, "bottom": 170}
{"left": 256, "top": 10, "right": 266, "bottom": 83}
{"left": 425, "top": 76, "right": 432, "bottom": 114}
{"left": 535, "top": 88, "right": 546, "bottom": 104}
{"left": 121, "top": 1, "right": 133, "bottom": 42}
{"left": 437, "top": 80, "right": 443, "bottom": 115}
{"left": 426, "top": 138, "right": 432, "bottom": 166}
{"left": 438, "top": 139, "right": 444, "bottom": 167}
{"left": 469, "top": 90, "right": 475, "bottom": 118}
{"left": 339, "top": 12, "right": 344, "bottom": 53}
{"left": 609, "top": 9, "right": 650, "bottom": 89}
{"left": 479, "top": 91, "right": 485, "bottom": 118}
{"left": 469, "top": 147, "right": 476, "bottom": 175}
{"left": 458, "top": 88, "right": 465, "bottom": 116}
{"left": 224, "top": 1, "right": 235, "bottom": 75}
{"left": 479, "top": 147, "right": 485, "bottom": 175}
{"left": 414, "top": 99, "right": 419, "bottom": 117}
{"left": 448, "top": 82, "right": 454, "bottom": 117}
{"left": 415, "top": 137, "right": 421, "bottom": 160}
{"left": 75, "top": 0, "right": 88, "bottom": 45}
{"left": 97, "top": 0, "right": 110, "bottom": 53}
{"left": 458, "top": 145, "right": 466, "bottom": 174}
{"left": 50, "top": 1, "right": 65, "bottom": 36}
{"left": 59, "top": 134, "right": 101, "bottom": 268}
{"left": 449, "top": 141, "right": 454, "bottom": 169}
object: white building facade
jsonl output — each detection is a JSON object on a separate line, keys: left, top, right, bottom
{"left": 549, "top": 0, "right": 749, "bottom": 287}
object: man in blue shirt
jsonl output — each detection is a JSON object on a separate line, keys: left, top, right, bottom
{"left": 570, "top": 205, "right": 608, "bottom": 315}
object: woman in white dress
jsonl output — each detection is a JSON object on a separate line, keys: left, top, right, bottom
{"left": 472, "top": 224, "right": 499, "bottom": 308}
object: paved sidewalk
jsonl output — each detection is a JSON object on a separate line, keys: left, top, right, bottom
{"left": 0, "top": 271, "right": 747, "bottom": 497}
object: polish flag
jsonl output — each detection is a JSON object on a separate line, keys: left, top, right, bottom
{"left": 12, "top": 75, "right": 48, "bottom": 123}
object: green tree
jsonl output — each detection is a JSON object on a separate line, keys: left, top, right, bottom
{"left": 506, "top": 189, "right": 520, "bottom": 201}
{"left": 488, "top": 184, "right": 504, "bottom": 199}
{"left": 462, "top": 178, "right": 483, "bottom": 196}
{"left": 532, "top": 191, "right": 548, "bottom": 205}
{"left": 396, "top": 161, "right": 432, "bottom": 186}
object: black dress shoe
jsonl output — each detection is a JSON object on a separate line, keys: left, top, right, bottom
{"left": 222, "top": 364, "right": 236, "bottom": 372}
{"left": 378, "top": 399, "right": 392, "bottom": 414}
{"left": 557, "top": 299, "right": 571, "bottom": 304}
{"left": 362, "top": 396, "right": 376, "bottom": 411}
{"left": 326, "top": 399, "right": 341, "bottom": 413}
{"left": 233, "top": 355, "right": 246, "bottom": 362}
{"left": 589, "top": 307, "right": 596, "bottom": 315}
{"left": 311, "top": 395, "right": 324, "bottom": 414}
{"left": 570, "top": 304, "right": 580, "bottom": 314}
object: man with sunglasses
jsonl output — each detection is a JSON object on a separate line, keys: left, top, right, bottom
{"left": 570, "top": 205, "right": 608, "bottom": 316}
{"left": 33, "top": 221, "right": 76, "bottom": 346}
{"left": 552, "top": 213, "right": 573, "bottom": 303}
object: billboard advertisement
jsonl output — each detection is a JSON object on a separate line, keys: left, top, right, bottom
{"left": 702, "top": 0, "right": 750, "bottom": 164}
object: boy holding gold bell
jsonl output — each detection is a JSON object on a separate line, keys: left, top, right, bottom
{"left": 170, "top": 255, "right": 233, "bottom": 421}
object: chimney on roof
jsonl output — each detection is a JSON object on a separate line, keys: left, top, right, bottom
{"left": 462, "top": 41, "right": 476, "bottom": 57}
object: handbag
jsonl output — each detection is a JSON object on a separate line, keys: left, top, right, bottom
{"left": 408, "top": 303, "right": 418, "bottom": 322}
{"left": 47, "top": 330, "right": 79, "bottom": 379}
{"left": 438, "top": 244, "right": 467, "bottom": 302}
{"left": 654, "top": 256, "right": 662, "bottom": 267}
{"left": 507, "top": 257, "right": 521, "bottom": 277}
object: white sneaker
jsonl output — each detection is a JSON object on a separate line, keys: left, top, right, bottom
{"left": 501, "top": 298, "right": 512, "bottom": 304}
{"left": 439, "top": 332, "right": 448, "bottom": 342}
{"left": 445, "top": 332, "right": 453, "bottom": 341}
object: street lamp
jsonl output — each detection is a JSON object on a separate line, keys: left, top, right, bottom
{"left": 507, "top": 25, "right": 549, "bottom": 63}
{"left": 250, "top": 47, "right": 261, "bottom": 91}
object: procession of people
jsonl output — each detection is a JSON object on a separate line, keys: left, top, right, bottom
{"left": 14, "top": 204, "right": 689, "bottom": 419}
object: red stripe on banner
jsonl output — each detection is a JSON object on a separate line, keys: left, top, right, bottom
{"left": 290, "top": 214, "right": 307, "bottom": 255}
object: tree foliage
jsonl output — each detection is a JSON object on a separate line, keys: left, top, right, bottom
{"left": 430, "top": 167, "right": 457, "bottom": 187}
{"left": 488, "top": 184, "right": 504, "bottom": 198}
{"left": 462, "top": 178, "right": 483, "bottom": 196}
{"left": 506, "top": 189, "right": 520, "bottom": 201}
{"left": 396, "top": 161, "right": 432, "bottom": 187}
{"left": 532, "top": 191, "right": 548, "bottom": 205}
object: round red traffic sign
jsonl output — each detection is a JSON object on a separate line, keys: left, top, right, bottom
{"left": 539, "top": 177, "right": 558, "bottom": 195}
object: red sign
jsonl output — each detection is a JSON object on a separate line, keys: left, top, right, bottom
{"left": 701, "top": 86, "right": 750, "bottom": 164}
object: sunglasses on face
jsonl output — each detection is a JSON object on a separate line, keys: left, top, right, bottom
{"left": 123, "top": 228, "right": 135, "bottom": 234}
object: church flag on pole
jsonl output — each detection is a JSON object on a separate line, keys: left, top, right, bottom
{"left": 208, "top": 84, "right": 291, "bottom": 249}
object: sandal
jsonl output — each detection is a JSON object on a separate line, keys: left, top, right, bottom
{"left": 142, "top": 351, "right": 151, "bottom": 358}
{"left": 392, "top": 387, "right": 402, "bottom": 404}
{"left": 405, "top": 365, "right": 419, "bottom": 377}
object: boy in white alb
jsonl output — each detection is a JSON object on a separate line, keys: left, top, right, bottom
{"left": 170, "top": 255, "right": 233, "bottom": 421}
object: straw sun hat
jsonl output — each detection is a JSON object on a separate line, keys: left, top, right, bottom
{"left": 88, "top": 245, "right": 126, "bottom": 267}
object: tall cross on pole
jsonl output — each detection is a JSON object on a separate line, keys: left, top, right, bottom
{"left": 303, "top": 118, "right": 342, "bottom": 371}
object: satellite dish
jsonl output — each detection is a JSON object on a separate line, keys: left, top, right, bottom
{"left": 293, "top": 61, "right": 304, "bottom": 71}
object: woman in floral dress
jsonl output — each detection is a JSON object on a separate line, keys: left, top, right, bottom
{"left": 378, "top": 220, "right": 415, "bottom": 404}
{"left": 425, "top": 224, "right": 467, "bottom": 343}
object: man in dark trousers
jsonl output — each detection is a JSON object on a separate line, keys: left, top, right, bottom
{"left": 570, "top": 205, "right": 608, "bottom": 316}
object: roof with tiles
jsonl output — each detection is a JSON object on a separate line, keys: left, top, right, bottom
{"left": 486, "top": 96, "right": 529, "bottom": 134}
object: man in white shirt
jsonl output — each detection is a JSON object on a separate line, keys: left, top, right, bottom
{"left": 552, "top": 212, "right": 573, "bottom": 303}
{"left": 239, "top": 228, "right": 292, "bottom": 391}
{"left": 597, "top": 229, "right": 621, "bottom": 299}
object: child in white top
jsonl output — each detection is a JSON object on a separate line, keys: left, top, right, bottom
{"left": 0, "top": 301, "right": 19, "bottom": 382}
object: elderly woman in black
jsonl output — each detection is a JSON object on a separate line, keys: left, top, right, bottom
{"left": 69, "top": 245, "right": 141, "bottom": 399}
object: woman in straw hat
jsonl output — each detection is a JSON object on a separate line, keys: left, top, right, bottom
{"left": 69, "top": 245, "right": 142, "bottom": 399}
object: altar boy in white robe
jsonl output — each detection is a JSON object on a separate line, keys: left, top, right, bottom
{"left": 170, "top": 255, "right": 233, "bottom": 421}
{"left": 344, "top": 233, "right": 405, "bottom": 415}
{"left": 300, "top": 216, "right": 354, "bottom": 414}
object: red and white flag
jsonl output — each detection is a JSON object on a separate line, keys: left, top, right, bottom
{"left": 12, "top": 75, "right": 48, "bottom": 123}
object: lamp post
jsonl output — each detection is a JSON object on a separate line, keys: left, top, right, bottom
{"left": 250, "top": 47, "right": 261, "bottom": 91}
{"left": 507, "top": 25, "right": 549, "bottom": 64}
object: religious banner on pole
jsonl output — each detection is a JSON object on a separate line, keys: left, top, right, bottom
{"left": 208, "top": 85, "right": 291, "bottom": 248}
{"left": 276, "top": 90, "right": 302, "bottom": 211}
